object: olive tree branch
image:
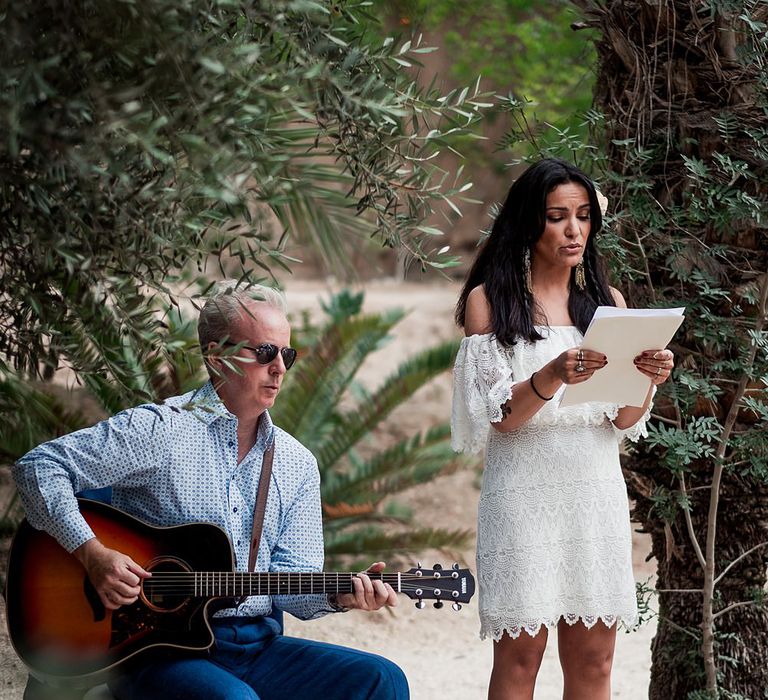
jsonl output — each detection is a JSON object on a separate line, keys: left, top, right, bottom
{"left": 701, "top": 268, "right": 768, "bottom": 693}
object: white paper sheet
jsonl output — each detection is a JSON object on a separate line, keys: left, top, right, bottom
{"left": 559, "top": 306, "right": 685, "bottom": 408}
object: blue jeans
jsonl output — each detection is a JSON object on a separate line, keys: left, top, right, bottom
{"left": 108, "top": 617, "right": 409, "bottom": 700}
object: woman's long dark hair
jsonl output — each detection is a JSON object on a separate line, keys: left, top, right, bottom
{"left": 455, "top": 158, "right": 615, "bottom": 346}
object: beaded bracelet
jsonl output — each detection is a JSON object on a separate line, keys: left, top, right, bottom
{"left": 529, "top": 371, "right": 554, "bottom": 401}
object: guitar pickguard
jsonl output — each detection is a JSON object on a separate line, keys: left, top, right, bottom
{"left": 109, "top": 597, "right": 202, "bottom": 651}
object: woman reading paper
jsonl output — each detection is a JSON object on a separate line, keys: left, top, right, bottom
{"left": 452, "top": 158, "right": 674, "bottom": 699}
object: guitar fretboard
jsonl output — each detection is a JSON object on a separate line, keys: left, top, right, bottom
{"left": 144, "top": 572, "right": 409, "bottom": 598}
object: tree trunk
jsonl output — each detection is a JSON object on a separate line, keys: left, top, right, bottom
{"left": 627, "top": 456, "right": 768, "bottom": 698}
{"left": 575, "top": 0, "right": 768, "bottom": 695}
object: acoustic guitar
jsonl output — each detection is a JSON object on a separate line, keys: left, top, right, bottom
{"left": 4, "top": 498, "right": 475, "bottom": 687}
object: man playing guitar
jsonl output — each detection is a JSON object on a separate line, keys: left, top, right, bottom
{"left": 12, "top": 281, "right": 409, "bottom": 700}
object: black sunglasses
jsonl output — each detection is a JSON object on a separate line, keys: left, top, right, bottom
{"left": 222, "top": 341, "right": 297, "bottom": 370}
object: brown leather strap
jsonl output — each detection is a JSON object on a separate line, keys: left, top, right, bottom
{"left": 248, "top": 440, "right": 275, "bottom": 572}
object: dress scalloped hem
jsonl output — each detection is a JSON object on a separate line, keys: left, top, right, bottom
{"left": 480, "top": 612, "right": 624, "bottom": 642}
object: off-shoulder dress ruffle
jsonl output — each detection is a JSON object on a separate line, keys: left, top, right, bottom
{"left": 451, "top": 329, "right": 652, "bottom": 454}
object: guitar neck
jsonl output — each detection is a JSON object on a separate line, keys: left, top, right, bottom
{"left": 152, "top": 571, "right": 403, "bottom": 598}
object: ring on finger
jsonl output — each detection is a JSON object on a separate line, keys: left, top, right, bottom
{"left": 577, "top": 349, "right": 584, "bottom": 362}
{"left": 575, "top": 363, "right": 585, "bottom": 373}
{"left": 656, "top": 367, "right": 661, "bottom": 376}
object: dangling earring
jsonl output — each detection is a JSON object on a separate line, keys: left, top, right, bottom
{"left": 524, "top": 248, "right": 533, "bottom": 294}
{"left": 575, "top": 259, "right": 586, "bottom": 291}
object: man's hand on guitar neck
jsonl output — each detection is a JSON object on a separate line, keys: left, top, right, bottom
{"left": 335, "top": 561, "right": 398, "bottom": 612}
{"left": 73, "top": 538, "right": 151, "bottom": 610}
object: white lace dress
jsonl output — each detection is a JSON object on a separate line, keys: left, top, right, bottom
{"left": 451, "top": 326, "right": 651, "bottom": 641}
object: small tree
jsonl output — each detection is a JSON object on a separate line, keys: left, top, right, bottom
{"left": 0, "top": 0, "right": 485, "bottom": 399}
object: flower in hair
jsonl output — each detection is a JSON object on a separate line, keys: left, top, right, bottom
{"left": 595, "top": 188, "right": 609, "bottom": 215}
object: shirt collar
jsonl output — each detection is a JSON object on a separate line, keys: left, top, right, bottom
{"left": 181, "top": 381, "right": 230, "bottom": 425}
{"left": 182, "top": 382, "right": 275, "bottom": 448}
{"left": 255, "top": 410, "right": 275, "bottom": 451}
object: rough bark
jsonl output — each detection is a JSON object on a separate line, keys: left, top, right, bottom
{"left": 627, "top": 459, "right": 768, "bottom": 697}
{"left": 578, "top": 0, "right": 768, "bottom": 696}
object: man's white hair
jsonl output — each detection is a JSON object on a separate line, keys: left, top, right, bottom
{"left": 198, "top": 280, "right": 287, "bottom": 351}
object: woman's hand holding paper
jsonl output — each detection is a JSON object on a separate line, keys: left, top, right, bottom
{"left": 633, "top": 348, "right": 675, "bottom": 385}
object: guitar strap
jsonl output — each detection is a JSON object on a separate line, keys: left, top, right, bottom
{"left": 247, "top": 439, "right": 275, "bottom": 572}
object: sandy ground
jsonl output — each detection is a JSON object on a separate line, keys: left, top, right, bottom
{"left": 0, "top": 278, "right": 656, "bottom": 699}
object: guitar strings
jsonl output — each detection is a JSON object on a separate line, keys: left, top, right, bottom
{"left": 138, "top": 573, "right": 465, "bottom": 595}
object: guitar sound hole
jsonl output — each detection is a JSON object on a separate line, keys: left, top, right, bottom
{"left": 141, "top": 556, "right": 191, "bottom": 613}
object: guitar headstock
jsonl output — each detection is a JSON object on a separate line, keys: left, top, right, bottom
{"left": 401, "top": 563, "right": 476, "bottom": 611}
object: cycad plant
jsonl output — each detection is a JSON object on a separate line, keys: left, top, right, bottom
{"left": 272, "top": 290, "right": 471, "bottom": 567}
{"left": 1, "top": 290, "right": 470, "bottom": 568}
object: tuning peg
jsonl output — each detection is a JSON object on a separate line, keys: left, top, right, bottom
{"left": 434, "top": 601, "right": 444, "bottom": 609}
{"left": 417, "top": 561, "right": 422, "bottom": 569}
{"left": 452, "top": 562, "right": 460, "bottom": 570}
{"left": 452, "top": 602, "right": 462, "bottom": 612}
{"left": 415, "top": 599, "right": 425, "bottom": 610}
{"left": 433, "top": 563, "right": 442, "bottom": 571}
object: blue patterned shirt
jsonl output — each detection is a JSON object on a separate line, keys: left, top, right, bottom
{"left": 13, "top": 381, "right": 334, "bottom": 620}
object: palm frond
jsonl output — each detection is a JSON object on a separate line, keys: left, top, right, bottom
{"left": 58, "top": 314, "right": 157, "bottom": 414}
{"left": 322, "top": 511, "right": 413, "bottom": 533}
{"left": 271, "top": 310, "right": 405, "bottom": 445}
{"left": 149, "top": 309, "right": 208, "bottom": 399}
{"left": 0, "top": 378, "right": 87, "bottom": 462}
{"left": 324, "top": 526, "right": 472, "bottom": 561}
{"left": 315, "top": 340, "right": 460, "bottom": 471}
{"left": 322, "top": 424, "right": 467, "bottom": 507}
{"left": 0, "top": 377, "right": 92, "bottom": 534}
{"left": 0, "top": 484, "right": 24, "bottom": 537}
{"left": 271, "top": 168, "right": 377, "bottom": 279}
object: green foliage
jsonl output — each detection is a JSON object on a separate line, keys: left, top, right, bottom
{"left": 0, "top": 0, "right": 486, "bottom": 392}
{"left": 385, "top": 0, "right": 596, "bottom": 135}
{"left": 0, "top": 379, "right": 90, "bottom": 534}
{"left": 0, "top": 380, "right": 84, "bottom": 465}
{"left": 644, "top": 418, "right": 721, "bottom": 472}
{"left": 632, "top": 577, "right": 659, "bottom": 632}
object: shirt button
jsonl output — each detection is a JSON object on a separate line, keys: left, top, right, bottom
{"left": 227, "top": 440, "right": 234, "bottom": 448}
{"left": 237, "top": 540, "right": 242, "bottom": 546}
{"left": 233, "top": 507, "right": 238, "bottom": 513}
